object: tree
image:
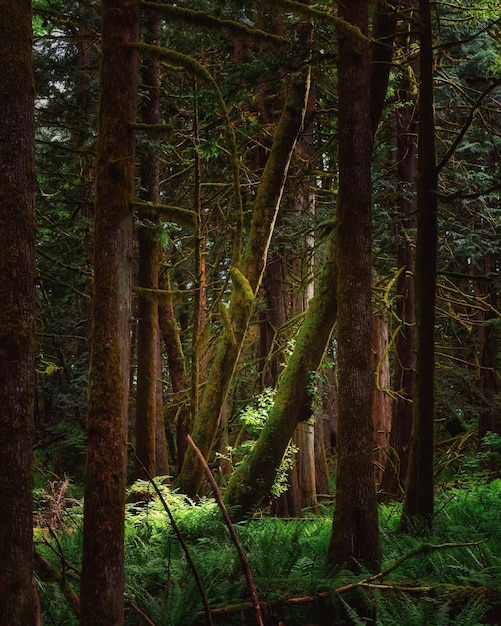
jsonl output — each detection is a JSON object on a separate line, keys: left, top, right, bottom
{"left": 326, "top": 0, "right": 381, "bottom": 571}
{"left": 79, "top": 0, "right": 140, "bottom": 623}
{"left": 400, "top": 0, "right": 438, "bottom": 529}
{"left": 135, "top": 9, "right": 167, "bottom": 478}
{"left": 0, "top": 1, "right": 37, "bottom": 622}
{"left": 379, "top": 0, "right": 418, "bottom": 502}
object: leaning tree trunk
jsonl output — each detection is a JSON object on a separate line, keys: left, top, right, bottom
{"left": 80, "top": 1, "right": 140, "bottom": 624}
{"left": 326, "top": 0, "right": 381, "bottom": 572}
{"left": 0, "top": 1, "right": 37, "bottom": 622}
{"left": 176, "top": 46, "right": 313, "bottom": 498}
{"left": 224, "top": 237, "right": 338, "bottom": 518}
{"left": 400, "top": 0, "right": 438, "bottom": 530}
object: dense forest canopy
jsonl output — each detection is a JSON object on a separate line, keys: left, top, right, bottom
{"left": 0, "top": 0, "right": 500, "bottom": 624}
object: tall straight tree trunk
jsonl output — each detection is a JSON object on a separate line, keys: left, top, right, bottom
{"left": 135, "top": 11, "right": 163, "bottom": 478}
{"left": 0, "top": 1, "right": 36, "bottom": 622}
{"left": 400, "top": 0, "right": 438, "bottom": 529}
{"left": 326, "top": 0, "right": 381, "bottom": 572}
{"left": 80, "top": 1, "right": 140, "bottom": 623}
{"left": 380, "top": 1, "right": 418, "bottom": 502}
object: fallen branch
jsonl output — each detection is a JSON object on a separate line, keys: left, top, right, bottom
{"left": 34, "top": 551, "right": 80, "bottom": 618}
{"left": 199, "top": 540, "right": 484, "bottom": 618}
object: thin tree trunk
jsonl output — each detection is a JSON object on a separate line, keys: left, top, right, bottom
{"left": 135, "top": 11, "right": 162, "bottom": 478}
{"left": 158, "top": 266, "right": 189, "bottom": 473}
{"left": 0, "top": 1, "right": 36, "bottom": 622}
{"left": 80, "top": 1, "right": 139, "bottom": 623}
{"left": 379, "top": 4, "right": 418, "bottom": 501}
{"left": 400, "top": 0, "right": 438, "bottom": 530}
{"left": 372, "top": 311, "right": 392, "bottom": 491}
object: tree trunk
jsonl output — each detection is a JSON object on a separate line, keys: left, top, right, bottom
{"left": 80, "top": 1, "right": 140, "bottom": 623}
{"left": 135, "top": 11, "right": 162, "bottom": 478}
{"left": 379, "top": 4, "right": 418, "bottom": 501}
{"left": 0, "top": 1, "right": 36, "bottom": 622}
{"left": 400, "top": 0, "right": 438, "bottom": 530}
{"left": 372, "top": 311, "right": 392, "bottom": 491}
{"left": 326, "top": 0, "right": 381, "bottom": 572}
{"left": 223, "top": 238, "right": 337, "bottom": 517}
{"left": 158, "top": 266, "right": 189, "bottom": 473}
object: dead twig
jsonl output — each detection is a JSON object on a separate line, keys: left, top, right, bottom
{"left": 187, "top": 434, "right": 264, "bottom": 626}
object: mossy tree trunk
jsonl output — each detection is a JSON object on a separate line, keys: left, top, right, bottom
{"left": 224, "top": 238, "right": 337, "bottom": 517}
{"left": 326, "top": 0, "right": 381, "bottom": 572}
{"left": 400, "top": 0, "right": 438, "bottom": 530}
{"left": 176, "top": 44, "right": 313, "bottom": 498}
{"left": 0, "top": 1, "right": 36, "bottom": 622}
{"left": 80, "top": 0, "right": 140, "bottom": 623}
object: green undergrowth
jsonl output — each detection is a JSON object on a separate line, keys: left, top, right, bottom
{"left": 35, "top": 478, "right": 501, "bottom": 625}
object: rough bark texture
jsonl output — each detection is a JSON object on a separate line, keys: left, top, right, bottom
{"left": 0, "top": 1, "right": 36, "bottom": 622}
{"left": 326, "top": 0, "right": 381, "bottom": 572}
{"left": 400, "top": 0, "right": 438, "bottom": 530}
{"left": 80, "top": 1, "right": 140, "bottom": 623}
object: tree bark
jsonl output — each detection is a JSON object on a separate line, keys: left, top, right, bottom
{"left": 0, "top": 1, "right": 36, "bottom": 622}
{"left": 80, "top": 0, "right": 140, "bottom": 623}
{"left": 400, "top": 0, "right": 438, "bottom": 530}
{"left": 379, "top": 2, "right": 418, "bottom": 502}
{"left": 326, "top": 0, "right": 381, "bottom": 572}
{"left": 135, "top": 11, "right": 162, "bottom": 478}
{"left": 372, "top": 311, "right": 392, "bottom": 491}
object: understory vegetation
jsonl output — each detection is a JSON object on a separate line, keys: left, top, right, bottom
{"left": 35, "top": 469, "right": 501, "bottom": 626}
